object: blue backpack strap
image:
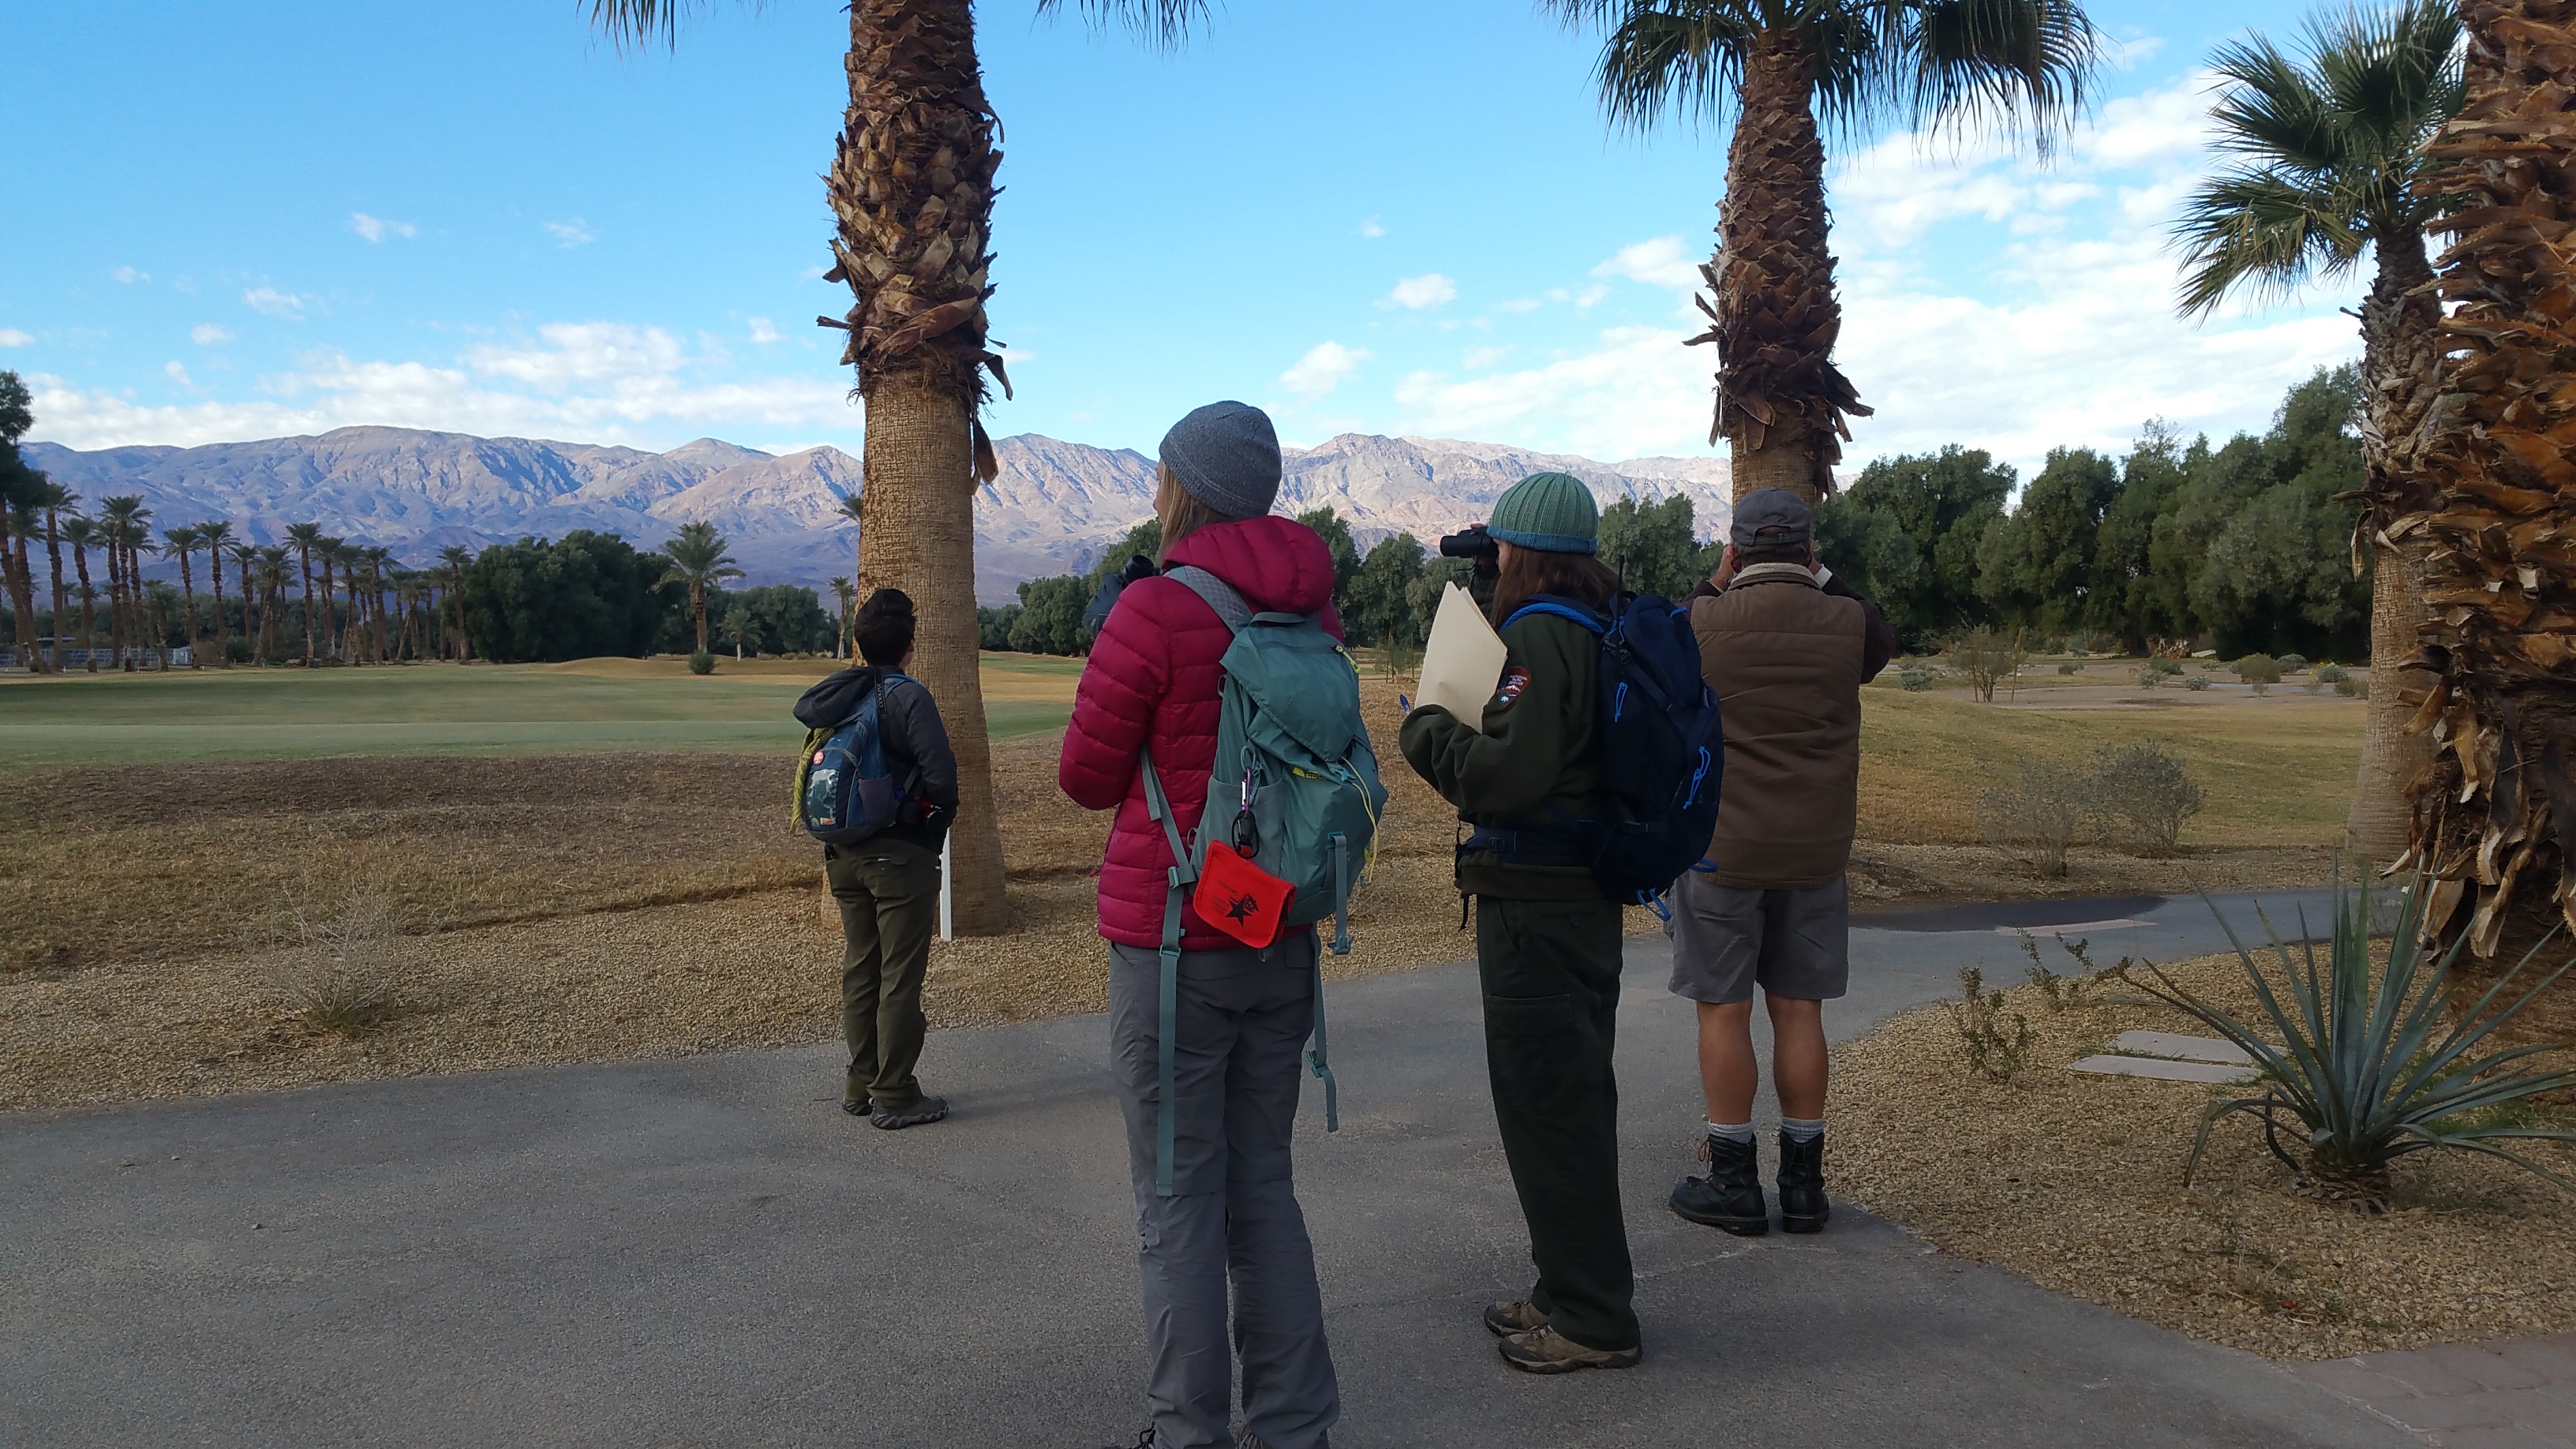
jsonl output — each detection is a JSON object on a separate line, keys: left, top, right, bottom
{"left": 1138, "top": 747, "right": 1198, "bottom": 1198}
{"left": 1501, "top": 596, "right": 1608, "bottom": 634}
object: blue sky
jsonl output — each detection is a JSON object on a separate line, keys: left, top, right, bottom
{"left": 4, "top": 0, "right": 2362, "bottom": 477}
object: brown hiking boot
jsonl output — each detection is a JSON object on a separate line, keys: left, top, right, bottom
{"left": 868, "top": 1094, "right": 949, "bottom": 1129}
{"left": 1498, "top": 1326, "right": 1641, "bottom": 1375}
{"left": 1483, "top": 1299, "right": 1548, "bottom": 1337}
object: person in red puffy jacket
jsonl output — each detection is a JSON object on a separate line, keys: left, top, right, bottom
{"left": 1059, "top": 401, "right": 1342, "bottom": 1449}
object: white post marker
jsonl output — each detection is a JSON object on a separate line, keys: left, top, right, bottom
{"left": 939, "top": 833, "right": 954, "bottom": 942}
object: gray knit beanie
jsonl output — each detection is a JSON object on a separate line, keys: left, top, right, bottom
{"left": 1159, "top": 401, "right": 1282, "bottom": 519}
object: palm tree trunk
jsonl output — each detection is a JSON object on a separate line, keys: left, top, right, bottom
{"left": 43, "top": 509, "right": 66, "bottom": 672}
{"left": 298, "top": 551, "right": 316, "bottom": 665}
{"left": 2402, "top": 0, "right": 2576, "bottom": 958}
{"left": 177, "top": 549, "right": 200, "bottom": 668}
{"left": 1704, "top": 29, "right": 1871, "bottom": 507}
{"left": 71, "top": 545, "right": 95, "bottom": 671}
{"left": 859, "top": 369, "right": 1009, "bottom": 932}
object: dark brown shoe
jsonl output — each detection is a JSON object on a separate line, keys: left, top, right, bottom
{"left": 1498, "top": 1326, "right": 1641, "bottom": 1374}
{"left": 1483, "top": 1299, "right": 1548, "bottom": 1337}
{"left": 869, "top": 1095, "right": 949, "bottom": 1129}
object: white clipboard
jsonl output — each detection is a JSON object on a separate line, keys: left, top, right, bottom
{"left": 1414, "top": 582, "right": 1509, "bottom": 734}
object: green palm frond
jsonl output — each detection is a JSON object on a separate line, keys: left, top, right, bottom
{"left": 2174, "top": 166, "right": 2361, "bottom": 315}
{"left": 2207, "top": 33, "right": 2344, "bottom": 170}
{"left": 586, "top": 0, "right": 748, "bottom": 51}
{"left": 1897, "top": 0, "right": 2095, "bottom": 158}
{"left": 1032, "top": 0, "right": 1211, "bottom": 48}
{"left": 2312, "top": 0, "right": 2462, "bottom": 155}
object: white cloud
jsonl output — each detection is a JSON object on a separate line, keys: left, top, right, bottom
{"left": 25, "top": 320, "right": 857, "bottom": 451}
{"left": 1357, "top": 217, "right": 1387, "bottom": 238}
{"left": 0, "top": 328, "right": 31, "bottom": 347}
{"left": 349, "top": 212, "right": 417, "bottom": 242}
{"left": 747, "top": 316, "right": 782, "bottom": 344}
{"left": 1593, "top": 237, "right": 1703, "bottom": 293}
{"left": 545, "top": 219, "right": 597, "bottom": 248}
{"left": 190, "top": 324, "right": 233, "bottom": 346}
{"left": 1462, "top": 346, "right": 1511, "bottom": 369}
{"left": 2106, "top": 34, "right": 2168, "bottom": 70}
{"left": 1493, "top": 298, "right": 1541, "bottom": 314}
{"left": 243, "top": 287, "right": 309, "bottom": 320}
{"left": 110, "top": 266, "right": 149, "bottom": 284}
{"left": 1279, "top": 341, "right": 1372, "bottom": 399}
{"left": 1383, "top": 273, "right": 1458, "bottom": 310}
{"left": 165, "top": 361, "right": 193, "bottom": 386}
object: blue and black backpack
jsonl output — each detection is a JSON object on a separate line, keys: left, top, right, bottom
{"left": 1466, "top": 592, "right": 1723, "bottom": 905}
{"left": 792, "top": 668, "right": 912, "bottom": 847}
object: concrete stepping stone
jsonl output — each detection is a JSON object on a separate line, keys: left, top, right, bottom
{"left": 2104, "top": 1031, "right": 2254, "bottom": 1065}
{"left": 2069, "top": 1055, "right": 2258, "bottom": 1084}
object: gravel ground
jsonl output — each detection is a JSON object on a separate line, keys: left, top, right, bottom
{"left": 1828, "top": 949, "right": 2576, "bottom": 1360}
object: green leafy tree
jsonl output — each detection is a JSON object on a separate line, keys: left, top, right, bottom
{"left": 1833, "top": 446, "right": 2014, "bottom": 647}
{"left": 2084, "top": 421, "right": 2189, "bottom": 650}
{"left": 1553, "top": 0, "right": 2095, "bottom": 503}
{"left": 1008, "top": 575, "right": 1089, "bottom": 656}
{"left": 1597, "top": 494, "right": 1704, "bottom": 598}
{"left": 1974, "top": 447, "right": 2119, "bottom": 636}
{"left": 1343, "top": 533, "right": 1427, "bottom": 663}
{"left": 462, "top": 533, "right": 675, "bottom": 662}
{"left": 1296, "top": 507, "right": 1360, "bottom": 610}
{"left": 1811, "top": 496, "right": 1919, "bottom": 611}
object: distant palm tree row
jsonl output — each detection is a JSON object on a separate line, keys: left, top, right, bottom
{"left": 0, "top": 492, "right": 477, "bottom": 672}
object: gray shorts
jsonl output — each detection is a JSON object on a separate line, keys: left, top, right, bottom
{"left": 1668, "top": 871, "right": 1850, "bottom": 1005}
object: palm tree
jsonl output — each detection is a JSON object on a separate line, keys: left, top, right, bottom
{"left": 256, "top": 545, "right": 292, "bottom": 663}
{"left": 163, "top": 524, "right": 205, "bottom": 668}
{"left": 658, "top": 521, "right": 743, "bottom": 656}
{"left": 1555, "top": 0, "right": 2097, "bottom": 504}
{"left": 2, "top": 502, "right": 44, "bottom": 671}
{"left": 285, "top": 523, "right": 323, "bottom": 665}
{"left": 225, "top": 540, "right": 258, "bottom": 664}
{"left": 589, "top": 0, "right": 1199, "bottom": 932}
{"left": 197, "top": 520, "right": 236, "bottom": 666}
{"left": 62, "top": 515, "right": 101, "bottom": 670}
{"left": 829, "top": 575, "right": 857, "bottom": 659}
{"left": 2401, "top": 0, "right": 2576, "bottom": 960}
{"left": 316, "top": 538, "right": 349, "bottom": 663}
{"left": 439, "top": 545, "right": 474, "bottom": 661}
{"left": 2172, "top": 0, "right": 2462, "bottom": 862}
{"left": 99, "top": 496, "right": 151, "bottom": 670}
{"left": 39, "top": 483, "right": 74, "bottom": 672}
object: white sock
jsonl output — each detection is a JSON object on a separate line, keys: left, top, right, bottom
{"left": 1781, "top": 1116, "right": 1825, "bottom": 1143}
{"left": 1705, "top": 1120, "right": 1754, "bottom": 1145}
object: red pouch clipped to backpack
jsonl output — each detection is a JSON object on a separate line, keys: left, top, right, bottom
{"left": 1193, "top": 843, "right": 1294, "bottom": 949}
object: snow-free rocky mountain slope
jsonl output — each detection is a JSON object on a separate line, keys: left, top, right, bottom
{"left": 26, "top": 427, "right": 1732, "bottom": 604}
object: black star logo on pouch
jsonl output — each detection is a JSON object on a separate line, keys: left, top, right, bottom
{"left": 1226, "top": 893, "right": 1260, "bottom": 923}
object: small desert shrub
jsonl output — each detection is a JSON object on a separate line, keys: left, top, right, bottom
{"left": 2151, "top": 657, "right": 2185, "bottom": 676}
{"left": 1945, "top": 627, "right": 2021, "bottom": 703}
{"left": 2183, "top": 675, "right": 2210, "bottom": 691}
{"left": 1899, "top": 665, "right": 1940, "bottom": 691}
{"left": 2085, "top": 740, "right": 2204, "bottom": 856}
{"left": 2277, "top": 653, "right": 2308, "bottom": 673}
{"left": 2314, "top": 663, "right": 2347, "bottom": 683}
{"left": 2056, "top": 661, "right": 2082, "bottom": 675}
{"left": 688, "top": 650, "right": 717, "bottom": 676}
{"left": 2233, "top": 653, "right": 2282, "bottom": 693}
{"left": 1977, "top": 753, "right": 2087, "bottom": 876}
{"left": 2019, "top": 933, "right": 2094, "bottom": 1013}
{"left": 2334, "top": 676, "right": 2361, "bottom": 697}
{"left": 2135, "top": 666, "right": 2161, "bottom": 688}
{"left": 1947, "top": 967, "right": 2035, "bottom": 1083}
{"left": 272, "top": 893, "right": 400, "bottom": 1035}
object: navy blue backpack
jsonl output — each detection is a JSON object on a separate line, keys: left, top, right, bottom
{"left": 1472, "top": 592, "right": 1723, "bottom": 904}
{"left": 793, "top": 671, "right": 912, "bottom": 847}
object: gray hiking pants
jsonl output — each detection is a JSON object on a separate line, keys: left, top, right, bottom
{"left": 1109, "top": 934, "right": 1339, "bottom": 1449}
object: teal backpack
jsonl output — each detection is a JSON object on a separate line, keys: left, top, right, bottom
{"left": 1136, "top": 564, "right": 1389, "bottom": 1196}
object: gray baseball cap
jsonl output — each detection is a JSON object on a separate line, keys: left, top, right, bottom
{"left": 1730, "top": 487, "right": 1814, "bottom": 549}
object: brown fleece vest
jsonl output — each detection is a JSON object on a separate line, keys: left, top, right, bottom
{"left": 1689, "top": 564, "right": 1867, "bottom": 890}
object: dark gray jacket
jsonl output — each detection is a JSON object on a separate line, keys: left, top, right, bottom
{"left": 795, "top": 666, "right": 958, "bottom": 852}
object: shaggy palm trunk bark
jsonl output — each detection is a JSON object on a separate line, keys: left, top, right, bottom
{"left": 2402, "top": 0, "right": 2576, "bottom": 959}
{"left": 2, "top": 523, "right": 39, "bottom": 672}
{"left": 826, "top": 0, "right": 1011, "bottom": 933}
{"left": 207, "top": 549, "right": 228, "bottom": 668}
{"left": 176, "top": 549, "right": 200, "bottom": 668}
{"left": 43, "top": 508, "right": 66, "bottom": 672}
{"left": 1699, "top": 31, "right": 1871, "bottom": 507}
{"left": 71, "top": 545, "right": 95, "bottom": 671}
{"left": 298, "top": 551, "right": 316, "bottom": 666}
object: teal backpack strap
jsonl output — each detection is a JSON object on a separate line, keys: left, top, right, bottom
{"left": 1139, "top": 747, "right": 1197, "bottom": 1198}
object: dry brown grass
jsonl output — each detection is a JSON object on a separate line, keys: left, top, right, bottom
{"left": 1829, "top": 949, "right": 2576, "bottom": 1359}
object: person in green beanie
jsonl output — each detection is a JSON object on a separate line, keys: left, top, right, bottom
{"left": 1397, "top": 471, "right": 1641, "bottom": 1375}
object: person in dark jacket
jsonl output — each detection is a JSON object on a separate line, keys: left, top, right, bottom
{"left": 1059, "top": 401, "right": 1343, "bottom": 1449}
{"left": 1398, "top": 472, "right": 1641, "bottom": 1376}
{"left": 1667, "top": 488, "right": 1896, "bottom": 1234}
{"left": 801, "top": 587, "right": 959, "bottom": 1130}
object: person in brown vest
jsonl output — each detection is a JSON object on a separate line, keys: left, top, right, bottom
{"left": 1667, "top": 487, "right": 1896, "bottom": 1236}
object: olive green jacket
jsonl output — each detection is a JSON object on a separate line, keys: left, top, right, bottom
{"left": 1398, "top": 610, "right": 1607, "bottom": 900}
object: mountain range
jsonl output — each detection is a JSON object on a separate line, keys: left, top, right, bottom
{"left": 23, "top": 427, "right": 1733, "bottom": 604}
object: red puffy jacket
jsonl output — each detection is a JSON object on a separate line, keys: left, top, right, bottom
{"left": 1058, "top": 515, "right": 1344, "bottom": 949}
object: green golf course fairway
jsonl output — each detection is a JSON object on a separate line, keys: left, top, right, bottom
{"left": 0, "top": 657, "right": 1080, "bottom": 766}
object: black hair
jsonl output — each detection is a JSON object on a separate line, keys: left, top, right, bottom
{"left": 854, "top": 587, "right": 917, "bottom": 666}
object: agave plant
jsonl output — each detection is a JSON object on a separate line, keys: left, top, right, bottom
{"left": 2129, "top": 873, "right": 2576, "bottom": 1211}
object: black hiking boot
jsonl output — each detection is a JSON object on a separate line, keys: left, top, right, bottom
{"left": 1777, "top": 1129, "right": 1830, "bottom": 1234}
{"left": 869, "top": 1094, "right": 949, "bottom": 1130}
{"left": 1669, "top": 1133, "right": 1768, "bottom": 1235}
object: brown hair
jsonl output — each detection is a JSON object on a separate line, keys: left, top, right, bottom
{"left": 1492, "top": 545, "right": 1623, "bottom": 624}
{"left": 853, "top": 587, "right": 916, "bottom": 665}
{"left": 1154, "top": 463, "right": 1241, "bottom": 563}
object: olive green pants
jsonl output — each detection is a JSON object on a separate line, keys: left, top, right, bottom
{"left": 826, "top": 837, "right": 940, "bottom": 1110}
{"left": 1477, "top": 895, "right": 1638, "bottom": 1353}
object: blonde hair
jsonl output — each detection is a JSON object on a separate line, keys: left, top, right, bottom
{"left": 1154, "top": 464, "right": 1241, "bottom": 564}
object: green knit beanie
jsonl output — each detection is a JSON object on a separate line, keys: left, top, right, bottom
{"left": 1487, "top": 472, "right": 1599, "bottom": 555}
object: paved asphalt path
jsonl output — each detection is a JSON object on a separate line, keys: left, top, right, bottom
{"left": 2, "top": 888, "right": 2417, "bottom": 1448}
